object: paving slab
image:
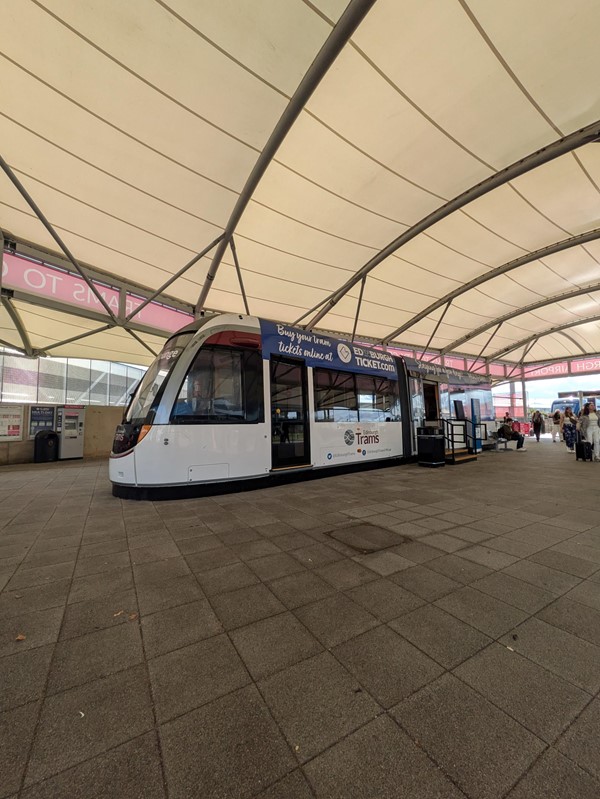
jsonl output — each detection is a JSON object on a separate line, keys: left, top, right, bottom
{"left": 345, "top": 577, "right": 424, "bottom": 621}
{"left": 140, "top": 598, "right": 222, "bottom": 657}
{"left": 556, "top": 696, "right": 600, "bottom": 780}
{"left": 394, "top": 673, "right": 545, "bottom": 799}
{"left": 506, "top": 747, "right": 600, "bottom": 799}
{"left": 259, "top": 650, "right": 379, "bottom": 762}
{"left": 303, "top": 715, "right": 465, "bottom": 799}
{"left": 230, "top": 612, "right": 323, "bottom": 680}
{"left": 536, "top": 596, "right": 600, "bottom": 647}
{"left": 454, "top": 643, "right": 590, "bottom": 742}
{"left": 20, "top": 732, "right": 166, "bottom": 799}
{"left": 25, "top": 666, "right": 154, "bottom": 786}
{"left": 294, "top": 593, "right": 378, "bottom": 649}
{"left": 0, "top": 701, "right": 41, "bottom": 799}
{"left": 435, "top": 586, "right": 529, "bottom": 638}
{"left": 390, "top": 604, "right": 492, "bottom": 669}
{"left": 333, "top": 625, "right": 443, "bottom": 708}
{"left": 149, "top": 634, "right": 250, "bottom": 722}
{"left": 159, "top": 685, "right": 296, "bottom": 799}
{"left": 499, "top": 617, "right": 600, "bottom": 694}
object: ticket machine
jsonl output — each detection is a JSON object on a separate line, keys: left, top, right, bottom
{"left": 56, "top": 406, "right": 86, "bottom": 459}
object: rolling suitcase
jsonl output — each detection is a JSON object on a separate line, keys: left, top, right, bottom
{"left": 575, "top": 432, "right": 593, "bottom": 462}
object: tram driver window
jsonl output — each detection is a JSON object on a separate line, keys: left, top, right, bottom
{"left": 171, "top": 346, "right": 263, "bottom": 423}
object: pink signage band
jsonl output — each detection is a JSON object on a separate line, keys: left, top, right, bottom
{"left": 1, "top": 253, "right": 193, "bottom": 333}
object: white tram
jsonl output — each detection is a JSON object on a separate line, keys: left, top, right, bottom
{"left": 110, "top": 313, "right": 493, "bottom": 499}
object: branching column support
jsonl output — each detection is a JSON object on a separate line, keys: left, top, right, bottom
{"left": 230, "top": 238, "right": 250, "bottom": 316}
{"left": 351, "top": 277, "right": 366, "bottom": 342}
{"left": 419, "top": 300, "right": 451, "bottom": 361}
{"left": 0, "top": 154, "right": 117, "bottom": 322}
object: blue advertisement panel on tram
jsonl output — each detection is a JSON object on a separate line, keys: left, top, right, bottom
{"left": 259, "top": 320, "right": 397, "bottom": 378}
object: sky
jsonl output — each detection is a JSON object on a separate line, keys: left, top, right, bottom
{"left": 494, "top": 374, "right": 600, "bottom": 410}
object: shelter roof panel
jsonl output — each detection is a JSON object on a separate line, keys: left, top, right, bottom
{"left": 469, "top": 0, "right": 600, "bottom": 132}
{"left": 503, "top": 254, "right": 595, "bottom": 293}
{"left": 558, "top": 293, "right": 600, "bottom": 316}
{"left": 273, "top": 112, "right": 440, "bottom": 224}
{"left": 236, "top": 198, "right": 376, "bottom": 267}
{"left": 303, "top": 45, "right": 490, "bottom": 199}
{"left": 159, "top": 0, "right": 342, "bottom": 96}
{"left": 222, "top": 236, "right": 352, "bottom": 290}
{"left": 458, "top": 184, "right": 565, "bottom": 251}
{"left": 510, "top": 147, "right": 600, "bottom": 235}
{"left": 0, "top": 61, "right": 238, "bottom": 226}
{"left": 351, "top": 0, "right": 556, "bottom": 168}
{"left": 1, "top": 175, "right": 212, "bottom": 292}
{"left": 250, "top": 162, "right": 404, "bottom": 249}
{"left": 540, "top": 246, "right": 600, "bottom": 284}
{"left": 2, "top": 8, "right": 260, "bottom": 191}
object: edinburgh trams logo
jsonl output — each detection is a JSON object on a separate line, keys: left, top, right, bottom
{"left": 337, "top": 343, "right": 353, "bottom": 364}
{"left": 344, "top": 429, "right": 355, "bottom": 446}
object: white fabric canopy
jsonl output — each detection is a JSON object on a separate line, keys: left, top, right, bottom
{"left": 1, "top": 0, "right": 600, "bottom": 368}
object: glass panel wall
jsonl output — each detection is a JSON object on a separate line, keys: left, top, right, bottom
{"left": 0, "top": 349, "right": 146, "bottom": 406}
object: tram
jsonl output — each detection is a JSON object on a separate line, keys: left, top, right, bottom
{"left": 110, "top": 313, "right": 492, "bottom": 498}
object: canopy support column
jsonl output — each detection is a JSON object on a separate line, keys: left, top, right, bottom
{"left": 419, "top": 301, "right": 451, "bottom": 361}
{"left": 230, "top": 238, "right": 250, "bottom": 316}
{"left": 1, "top": 296, "right": 33, "bottom": 356}
{"left": 125, "top": 328, "right": 158, "bottom": 357}
{"left": 126, "top": 234, "right": 224, "bottom": 324}
{"left": 351, "top": 277, "right": 366, "bottom": 342}
{"left": 36, "top": 324, "right": 114, "bottom": 356}
{"left": 468, "top": 322, "right": 503, "bottom": 371}
{"left": 194, "top": 0, "right": 377, "bottom": 314}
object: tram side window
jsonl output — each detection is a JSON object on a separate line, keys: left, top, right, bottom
{"left": 314, "top": 369, "right": 358, "bottom": 422}
{"left": 171, "top": 346, "right": 264, "bottom": 423}
{"left": 356, "top": 374, "right": 401, "bottom": 422}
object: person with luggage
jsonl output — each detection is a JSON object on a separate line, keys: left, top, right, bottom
{"left": 550, "top": 409, "right": 562, "bottom": 442}
{"left": 580, "top": 402, "right": 600, "bottom": 462}
{"left": 531, "top": 410, "right": 543, "bottom": 442}
{"left": 497, "top": 417, "right": 526, "bottom": 450}
{"left": 561, "top": 407, "right": 577, "bottom": 453}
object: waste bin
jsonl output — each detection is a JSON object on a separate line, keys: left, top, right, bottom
{"left": 417, "top": 434, "right": 445, "bottom": 468}
{"left": 34, "top": 430, "right": 59, "bottom": 463}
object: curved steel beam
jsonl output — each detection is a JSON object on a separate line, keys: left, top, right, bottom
{"left": 194, "top": 0, "right": 377, "bottom": 315}
{"left": 0, "top": 155, "right": 118, "bottom": 322}
{"left": 1, "top": 295, "right": 33, "bottom": 356}
{"left": 489, "top": 313, "right": 600, "bottom": 361}
{"left": 441, "top": 278, "right": 600, "bottom": 355}
{"left": 558, "top": 330, "right": 587, "bottom": 355}
{"left": 300, "top": 120, "right": 600, "bottom": 330}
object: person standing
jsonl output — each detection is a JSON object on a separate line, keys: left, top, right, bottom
{"left": 531, "top": 410, "right": 543, "bottom": 442}
{"left": 580, "top": 402, "right": 600, "bottom": 462}
{"left": 550, "top": 409, "right": 562, "bottom": 443}
{"left": 561, "top": 407, "right": 577, "bottom": 453}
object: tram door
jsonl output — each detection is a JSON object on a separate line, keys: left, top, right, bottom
{"left": 270, "top": 357, "right": 310, "bottom": 469}
{"left": 423, "top": 381, "right": 440, "bottom": 422}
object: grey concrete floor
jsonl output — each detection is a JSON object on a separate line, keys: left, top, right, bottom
{"left": 1, "top": 440, "right": 600, "bottom": 798}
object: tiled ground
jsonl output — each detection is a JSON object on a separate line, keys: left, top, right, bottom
{"left": 1, "top": 440, "right": 600, "bottom": 798}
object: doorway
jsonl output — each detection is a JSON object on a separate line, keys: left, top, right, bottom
{"left": 423, "top": 381, "right": 440, "bottom": 422}
{"left": 270, "top": 357, "right": 310, "bottom": 469}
